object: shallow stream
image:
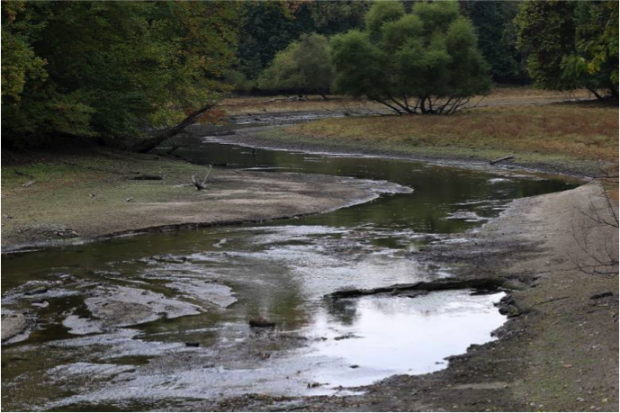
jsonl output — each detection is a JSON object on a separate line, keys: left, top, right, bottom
{"left": 1, "top": 140, "right": 577, "bottom": 410}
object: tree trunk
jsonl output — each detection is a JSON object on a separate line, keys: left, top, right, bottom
{"left": 610, "top": 86, "right": 618, "bottom": 100}
{"left": 370, "top": 97, "right": 403, "bottom": 115}
{"left": 131, "top": 102, "right": 217, "bottom": 153}
{"left": 587, "top": 87, "right": 604, "bottom": 101}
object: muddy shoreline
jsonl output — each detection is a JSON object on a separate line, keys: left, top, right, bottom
{"left": 3, "top": 112, "right": 617, "bottom": 411}
{"left": 184, "top": 121, "right": 606, "bottom": 180}
{"left": 179, "top": 183, "right": 618, "bottom": 412}
{"left": 1, "top": 150, "right": 410, "bottom": 253}
{"left": 170, "top": 117, "right": 617, "bottom": 411}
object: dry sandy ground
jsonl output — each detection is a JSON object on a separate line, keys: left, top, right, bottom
{"left": 192, "top": 183, "right": 618, "bottom": 412}
{"left": 1, "top": 150, "right": 405, "bottom": 252}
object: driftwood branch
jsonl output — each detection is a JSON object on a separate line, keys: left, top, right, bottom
{"left": 490, "top": 155, "right": 515, "bottom": 165}
{"left": 191, "top": 165, "right": 213, "bottom": 190}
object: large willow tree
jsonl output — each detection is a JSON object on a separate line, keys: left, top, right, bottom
{"left": 330, "top": 1, "right": 491, "bottom": 115}
{"left": 1, "top": 1, "right": 241, "bottom": 149}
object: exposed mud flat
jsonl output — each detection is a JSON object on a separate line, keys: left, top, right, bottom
{"left": 1, "top": 310, "right": 30, "bottom": 343}
{"left": 4, "top": 119, "right": 612, "bottom": 411}
{"left": 182, "top": 183, "right": 617, "bottom": 412}
{"left": 1, "top": 151, "right": 410, "bottom": 252}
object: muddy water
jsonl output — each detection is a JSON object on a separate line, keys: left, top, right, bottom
{"left": 1, "top": 142, "right": 577, "bottom": 410}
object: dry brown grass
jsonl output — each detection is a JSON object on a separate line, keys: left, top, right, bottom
{"left": 218, "top": 95, "right": 372, "bottom": 115}
{"left": 284, "top": 103, "right": 618, "bottom": 163}
{"left": 219, "top": 88, "right": 594, "bottom": 116}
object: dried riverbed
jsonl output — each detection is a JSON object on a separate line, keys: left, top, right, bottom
{"left": 2, "top": 132, "right": 588, "bottom": 411}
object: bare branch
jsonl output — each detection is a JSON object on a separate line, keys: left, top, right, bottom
{"left": 191, "top": 165, "right": 213, "bottom": 191}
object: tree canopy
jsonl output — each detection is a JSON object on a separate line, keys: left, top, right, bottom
{"left": 3, "top": 0, "right": 617, "bottom": 147}
{"left": 466, "top": 1, "right": 526, "bottom": 84}
{"left": 233, "top": 1, "right": 369, "bottom": 88}
{"left": 257, "top": 34, "right": 333, "bottom": 98}
{"left": 2, "top": 1, "right": 241, "bottom": 142}
{"left": 516, "top": 0, "right": 618, "bottom": 99}
{"left": 331, "top": 1, "right": 491, "bottom": 115}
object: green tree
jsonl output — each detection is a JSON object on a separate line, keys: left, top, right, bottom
{"left": 307, "top": 1, "right": 370, "bottom": 36}
{"left": 583, "top": 0, "right": 620, "bottom": 98}
{"left": 467, "top": 1, "right": 526, "bottom": 83}
{"left": 234, "top": 1, "right": 368, "bottom": 84}
{"left": 365, "top": 1, "right": 405, "bottom": 39}
{"left": 1, "top": 1, "right": 241, "bottom": 149}
{"left": 235, "top": 2, "right": 313, "bottom": 82}
{"left": 1, "top": 2, "right": 47, "bottom": 104}
{"left": 516, "top": 0, "right": 618, "bottom": 99}
{"left": 258, "top": 34, "right": 333, "bottom": 98}
{"left": 331, "top": 1, "right": 491, "bottom": 115}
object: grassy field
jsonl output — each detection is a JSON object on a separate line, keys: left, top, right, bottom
{"left": 270, "top": 103, "right": 617, "bottom": 171}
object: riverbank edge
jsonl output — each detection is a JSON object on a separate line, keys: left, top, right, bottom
{"left": 188, "top": 123, "right": 610, "bottom": 180}
{"left": 175, "top": 127, "right": 618, "bottom": 411}
{"left": 1, "top": 149, "right": 409, "bottom": 254}
{"left": 3, "top": 128, "right": 617, "bottom": 411}
{"left": 193, "top": 183, "right": 618, "bottom": 413}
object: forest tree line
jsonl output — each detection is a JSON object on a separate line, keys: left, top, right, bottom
{"left": 2, "top": 1, "right": 618, "bottom": 145}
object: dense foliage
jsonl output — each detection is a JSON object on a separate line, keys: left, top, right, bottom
{"left": 516, "top": 0, "right": 619, "bottom": 99}
{"left": 231, "top": 1, "right": 369, "bottom": 91}
{"left": 2, "top": 1, "right": 241, "bottom": 142}
{"left": 257, "top": 34, "right": 333, "bottom": 97}
{"left": 3, "top": 0, "right": 617, "bottom": 146}
{"left": 465, "top": 1, "right": 526, "bottom": 84}
{"left": 330, "top": 1, "right": 491, "bottom": 114}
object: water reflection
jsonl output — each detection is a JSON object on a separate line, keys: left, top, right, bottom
{"left": 308, "top": 291, "right": 506, "bottom": 388}
{"left": 1, "top": 142, "right": 578, "bottom": 409}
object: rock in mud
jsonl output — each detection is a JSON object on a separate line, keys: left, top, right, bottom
{"left": 497, "top": 294, "right": 524, "bottom": 318}
{"left": 166, "top": 280, "right": 236, "bottom": 308}
{"left": 1, "top": 311, "right": 29, "bottom": 342}
{"left": 84, "top": 285, "right": 202, "bottom": 330}
{"left": 590, "top": 291, "right": 613, "bottom": 300}
{"left": 26, "top": 286, "right": 48, "bottom": 295}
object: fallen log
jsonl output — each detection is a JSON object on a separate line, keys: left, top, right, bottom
{"left": 128, "top": 175, "right": 162, "bottom": 181}
{"left": 490, "top": 155, "right": 515, "bottom": 165}
{"left": 328, "top": 277, "right": 506, "bottom": 299}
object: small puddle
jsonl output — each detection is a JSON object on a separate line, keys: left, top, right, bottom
{"left": 303, "top": 291, "right": 506, "bottom": 390}
{"left": 1, "top": 141, "right": 578, "bottom": 410}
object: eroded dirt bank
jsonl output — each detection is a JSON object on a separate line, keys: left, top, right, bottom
{"left": 189, "top": 183, "right": 618, "bottom": 412}
{"left": 1, "top": 149, "right": 407, "bottom": 252}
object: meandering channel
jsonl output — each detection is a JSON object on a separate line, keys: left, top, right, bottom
{"left": 1, "top": 139, "right": 578, "bottom": 410}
